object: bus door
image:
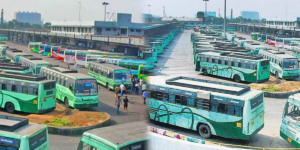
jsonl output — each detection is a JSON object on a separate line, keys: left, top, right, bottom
{"left": 40, "top": 82, "right": 56, "bottom": 111}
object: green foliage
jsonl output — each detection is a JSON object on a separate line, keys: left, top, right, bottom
{"left": 44, "top": 117, "right": 71, "bottom": 127}
{"left": 0, "top": 19, "right": 50, "bottom": 30}
{"left": 196, "top": 11, "right": 205, "bottom": 19}
{"left": 261, "top": 85, "right": 280, "bottom": 92}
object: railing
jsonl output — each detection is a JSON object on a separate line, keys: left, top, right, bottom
{"left": 0, "top": 29, "right": 146, "bottom": 46}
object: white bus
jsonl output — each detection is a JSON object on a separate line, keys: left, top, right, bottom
{"left": 258, "top": 50, "right": 299, "bottom": 79}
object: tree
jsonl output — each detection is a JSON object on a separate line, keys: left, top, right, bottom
{"left": 43, "top": 22, "right": 51, "bottom": 30}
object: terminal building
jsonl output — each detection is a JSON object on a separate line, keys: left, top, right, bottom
{"left": 265, "top": 18, "right": 300, "bottom": 28}
{"left": 51, "top": 13, "right": 176, "bottom": 37}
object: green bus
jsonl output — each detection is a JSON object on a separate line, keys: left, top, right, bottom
{"left": 258, "top": 50, "right": 299, "bottom": 79}
{"left": 40, "top": 66, "right": 99, "bottom": 109}
{"left": 88, "top": 62, "right": 132, "bottom": 91}
{"left": 0, "top": 72, "right": 56, "bottom": 113}
{"left": 0, "top": 65, "right": 33, "bottom": 75}
{"left": 28, "top": 42, "right": 42, "bottom": 52}
{"left": 3, "top": 49, "right": 23, "bottom": 62}
{"left": 0, "top": 116, "right": 49, "bottom": 150}
{"left": 78, "top": 121, "right": 148, "bottom": 150}
{"left": 251, "top": 32, "right": 260, "bottom": 40}
{"left": 280, "top": 93, "right": 300, "bottom": 148}
{"left": 146, "top": 76, "right": 264, "bottom": 140}
{"left": 244, "top": 43, "right": 267, "bottom": 55}
{"left": 195, "top": 51, "right": 270, "bottom": 83}
{"left": 291, "top": 46, "right": 300, "bottom": 61}
{"left": 6, "top": 50, "right": 32, "bottom": 63}
{"left": 19, "top": 56, "right": 52, "bottom": 75}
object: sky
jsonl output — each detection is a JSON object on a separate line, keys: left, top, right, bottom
{"left": 143, "top": 0, "right": 300, "bottom": 21}
{"left": 1, "top": 0, "right": 300, "bottom": 23}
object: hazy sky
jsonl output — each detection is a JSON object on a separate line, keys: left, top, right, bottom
{"left": 1, "top": 0, "right": 300, "bottom": 23}
{"left": 143, "top": 0, "right": 300, "bottom": 20}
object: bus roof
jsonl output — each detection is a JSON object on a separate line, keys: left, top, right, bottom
{"left": 30, "top": 60, "right": 52, "bottom": 64}
{"left": 260, "top": 50, "right": 296, "bottom": 59}
{"left": 147, "top": 76, "right": 261, "bottom": 99}
{"left": 89, "top": 62, "right": 129, "bottom": 72}
{"left": 87, "top": 50, "right": 124, "bottom": 55}
{"left": 21, "top": 55, "right": 42, "bottom": 60}
{"left": 0, "top": 72, "right": 48, "bottom": 82}
{"left": 0, "top": 116, "right": 46, "bottom": 137}
{"left": 0, "top": 65, "right": 30, "bottom": 71}
{"left": 198, "top": 51, "right": 265, "bottom": 60}
{"left": 84, "top": 121, "right": 147, "bottom": 146}
{"left": 45, "top": 66, "right": 92, "bottom": 79}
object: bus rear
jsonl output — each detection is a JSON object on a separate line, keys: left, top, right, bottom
{"left": 64, "top": 50, "right": 76, "bottom": 64}
{"left": 256, "top": 59, "right": 270, "bottom": 83}
{"left": 114, "top": 70, "right": 132, "bottom": 91}
{"left": 57, "top": 48, "right": 66, "bottom": 60}
{"left": 43, "top": 45, "right": 52, "bottom": 56}
{"left": 38, "top": 44, "right": 46, "bottom": 53}
{"left": 243, "top": 91, "right": 264, "bottom": 140}
{"left": 38, "top": 81, "right": 56, "bottom": 113}
{"left": 51, "top": 46, "right": 60, "bottom": 58}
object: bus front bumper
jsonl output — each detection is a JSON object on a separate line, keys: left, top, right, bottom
{"left": 282, "top": 75, "right": 300, "bottom": 80}
{"left": 280, "top": 131, "right": 300, "bottom": 148}
{"left": 37, "top": 107, "right": 56, "bottom": 114}
{"left": 74, "top": 103, "right": 98, "bottom": 109}
{"left": 245, "top": 123, "right": 264, "bottom": 140}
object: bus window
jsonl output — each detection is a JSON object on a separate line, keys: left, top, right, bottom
{"left": 12, "top": 85, "right": 17, "bottom": 92}
{"left": 212, "top": 59, "right": 216, "bottom": 63}
{"left": 1, "top": 83, "right": 7, "bottom": 90}
{"left": 187, "top": 97, "right": 195, "bottom": 107}
{"left": 156, "top": 91, "right": 163, "bottom": 100}
{"left": 75, "top": 80, "right": 98, "bottom": 96}
{"left": 150, "top": 90, "right": 156, "bottom": 99}
{"left": 162, "top": 93, "right": 169, "bottom": 102}
{"left": 227, "top": 105, "right": 235, "bottom": 115}
{"left": 218, "top": 60, "right": 221, "bottom": 64}
{"left": 175, "top": 95, "right": 181, "bottom": 104}
{"left": 181, "top": 97, "right": 188, "bottom": 106}
{"left": 231, "top": 61, "right": 234, "bottom": 66}
{"left": 235, "top": 106, "right": 243, "bottom": 117}
{"left": 238, "top": 62, "right": 242, "bottom": 67}
{"left": 23, "top": 87, "right": 28, "bottom": 94}
{"left": 217, "top": 103, "right": 226, "bottom": 113}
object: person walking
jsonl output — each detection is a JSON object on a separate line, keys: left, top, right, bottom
{"left": 142, "top": 90, "right": 148, "bottom": 105}
{"left": 123, "top": 96, "right": 129, "bottom": 113}
{"left": 135, "top": 77, "right": 138, "bottom": 83}
{"left": 131, "top": 78, "right": 135, "bottom": 91}
{"left": 140, "top": 78, "right": 143, "bottom": 87}
{"left": 120, "top": 83, "right": 125, "bottom": 97}
{"left": 135, "top": 82, "right": 139, "bottom": 94}
{"left": 141, "top": 83, "right": 146, "bottom": 95}
{"left": 114, "top": 85, "right": 120, "bottom": 98}
{"left": 74, "top": 61, "right": 78, "bottom": 70}
{"left": 115, "top": 96, "right": 122, "bottom": 114}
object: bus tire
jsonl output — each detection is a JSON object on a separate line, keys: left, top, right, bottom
{"left": 198, "top": 124, "right": 211, "bottom": 139}
{"left": 5, "top": 102, "right": 15, "bottom": 113}
{"left": 234, "top": 75, "right": 241, "bottom": 83}
{"left": 64, "top": 97, "right": 70, "bottom": 108}
{"left": 202, "top": 69, "right": 208, "bottom": 76}
{"left": 275, "top": 72, "right": 279, "bottom": 79}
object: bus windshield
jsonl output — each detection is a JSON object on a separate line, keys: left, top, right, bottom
{"left": 285, "top": 103, "right": 300, "bottom": 120}
{"left": 114, "top": 71, "right": 131, "bottom": 82}
{"left": 283, "top": 59, "right": 298, "bottom": 70}
{"left": 45, "top": 47, "right": 51, "bottom": 52}
{"left": 75, "top": 79, "right": 98, "bottom": 96}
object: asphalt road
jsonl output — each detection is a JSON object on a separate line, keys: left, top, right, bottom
{"left": 4, "top": 41, "right": 147, "bottom": 150}
{"left": 149, "top": 30, "right": 294, "bottom": 148}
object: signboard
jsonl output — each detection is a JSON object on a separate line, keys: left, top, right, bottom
{"left": 0, "top": 137, "right": 20, "bottom": 148}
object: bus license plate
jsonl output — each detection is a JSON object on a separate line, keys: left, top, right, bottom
{"left": 287, "top": 137, "right": 292, "bottom": 143}
{"left": 86, "top": 105, "right": 90, "bottom": 107}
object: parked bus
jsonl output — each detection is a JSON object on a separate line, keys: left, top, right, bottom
{"left": 19, "top": 56, "right": 52, "bottom": 75}
{"left": 0, "top": 72, "right": 56, "bottom": 113}
{"left": 4, "top": 49, "right": 23, "bottom": 62}
{"left": 83, "top": 53, "right": 138, "bottom": 67}
{"left": 280, "top": 93, "right": 300, "bottom": 148}
{"left": 291, "top": 46, "right": 300, "bottom": 61}
{"left": 243, "top": 43, "right": 267, "bottom": 55}
{"left": 40, "top": 66, "right": 99, "bottom": 109}
{"left": 64, "top": 49, "right": 86, "bottom": 64}
{"left": 148, "top": 41, "right": 163, "bottom": 54}
{"left": 88, "top": 62, "right": 131, "bottom": 90}
{"left": 78, "top": 121, "right": 148, "bottom": 150}
{"left": 28, "top": 42, "right": 42, "bottom": 52}
{"left": 0, "top": 46, "right": 11, "bottom": 56}
{"left": 195, "top": 51, "right": 270, "bottom": 83}
{"left": 0, "top": 58, "right": 12, "bottom": 63}
{"left": 0, "top": 116, "right": 49, "bottom": 150}
{"left": 0, "top": 65, "right": 33, "bottom": 74}
{"left": 250, "top": 32, "right": 260, "bottom": 40}
{"left": 146, "top": 76, "right": 264, "bottom": 140}
{"left": 34, "top": 44, "right": 47, "bottom": 53}
{"left": 6, "top": 51, "right": 32, "bottom": 63}
{"left": 43, "top": 45, "right": 52, "bottom": 56}
{"left": 57, "top": 47, "right": 68, "bottom": 60}
{"left": 96, "top": 57, "right": 155, "bottom": 70}
{"left": 258, "top": 50, "right": 299, "bottom": 79}
{"left": 50, "top": 46, "right": 61, "bottom": 58}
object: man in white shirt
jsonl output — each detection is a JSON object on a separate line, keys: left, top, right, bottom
{"left": 120, "top": 83, "right": 125, "bottom": 96}
{"left": 141, "top": 83, "right": 146, "bottom": 94}
{"left": 74, "top": 61, "right": 78, "bottom": 70}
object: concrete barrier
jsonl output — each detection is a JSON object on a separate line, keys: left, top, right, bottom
{"left": 264, "top": 89, "right": 300, "bottom": 98}
{"left": 48, "top": 114, "right": 111, "bottom": 135}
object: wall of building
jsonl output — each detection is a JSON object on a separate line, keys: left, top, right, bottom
{"left": 241, "top": 11, "right": 259, "bottom": 20}
{"left": 15, "top": 12, "right": 42, "bottom": 25}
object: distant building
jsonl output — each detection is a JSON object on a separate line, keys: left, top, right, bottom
{"left": 143, "top": 14, "right": 153, "bottom": 23}
{"left": 241, "top": 11, "right": 259, "bottom": 20}
{"left": 205, "top": 11, "right": 216, "bottom": 17}
{"left": 266, "top": 18, "right": 300, "bottom": 28}
{"left": 51, "top": 13, "right": 176, "bottom": 37}
{"left": 14, "top": 12, "right": 42, "bottom": 25}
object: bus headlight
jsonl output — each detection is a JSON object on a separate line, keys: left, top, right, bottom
{"left": 254, "top": 73, "right": 257, "bottom": 76}
{"left": 53, "top": 95, "right": 55, "bottom": 99}
{"left": 33, "top": 100, "right": 38, "bottom": 104}
{"left": 251, "top": 121, "right": 255, "bottom": 125}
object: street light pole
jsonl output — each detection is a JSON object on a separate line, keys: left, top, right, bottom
{"left": 148, "top": 5, "right": 151, "bottom": 14}
{"left": 203, "top": 0, "right": 209, "bottom": 30}
{"left": 102, "top": 2, "right": 109, "bottom": 21}
{"left": 224, "top": 0, "right": 226, "bottom": 38}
